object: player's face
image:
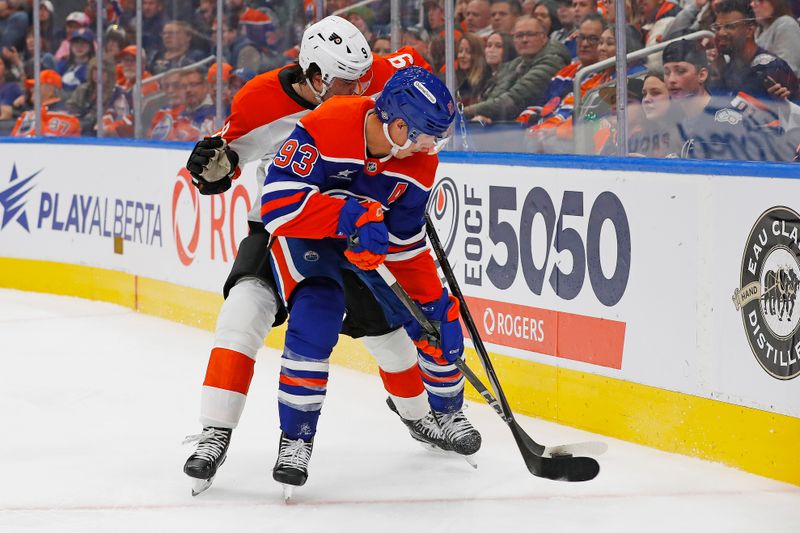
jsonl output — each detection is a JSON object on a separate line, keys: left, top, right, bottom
{"left": 663, "top": 61, "right": 707, "bottom": 99}
{"left": 325, "top": 76, "right": 366, "bottom": 99}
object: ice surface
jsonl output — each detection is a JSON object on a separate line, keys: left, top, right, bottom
{"left": 0, "top": 289, "right": 797, "bottom": 532}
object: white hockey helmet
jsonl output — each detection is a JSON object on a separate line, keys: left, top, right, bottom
{"left": 299, "top": 16, "right": 373, "bottom": 100}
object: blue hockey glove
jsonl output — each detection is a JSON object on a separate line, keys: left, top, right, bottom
{"left": 404, "top": 288, "right": 464, "bottom": 363}
{"left": 338, "top": 199, "right": 388, "bottom": 270}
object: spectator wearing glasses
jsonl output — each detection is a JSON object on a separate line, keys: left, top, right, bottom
{"left": 710, "top": 0, "right": 796, "bottom": 101}
{"left": 751, "top": 0, "right": 800, "bottom": 75}
{"left": 560, "top": 0, "right": 599, "bottom": 57}
{"left": 490, "top": 0, "right": 523, "bottom": 34}
{"left": 149, "top": 20, "right": 203, "bottom": 76}
{"left": 148, "top": 70, "right": 194, "bottom": 141}
{"left": 519, "top": 13, "right": 605, "bottom": 128}
{"left": 466, "top": 0, "right": 494, "bottom": 37}
{"left": 180, "top": 67, "right": 215, "bottom": 138}
{"left": 463, "top": 16, "right": 570, "bottom": 122}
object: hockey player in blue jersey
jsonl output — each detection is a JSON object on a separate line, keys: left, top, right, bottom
{"left": 261, "top": 66, "right": 481, "bottom": 494}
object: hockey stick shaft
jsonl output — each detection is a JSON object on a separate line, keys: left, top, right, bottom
{"left": 376, "top": 260, "right": 600, "bottom": 481}
{"left": 375, "top": 265, "right": 508, "bottom": 420}
{"left": 424, "top": 218, "right": 519, "bottom": 418}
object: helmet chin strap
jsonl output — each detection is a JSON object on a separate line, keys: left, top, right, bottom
{"left": 382, "top": 121, "right": 412, "bottom": 157}
{"left": 305, "top": 78, "right": 329, "bottom": 104}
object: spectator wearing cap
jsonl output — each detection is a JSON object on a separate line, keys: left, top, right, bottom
{"left": 464, "top": 16, "right": 570, "bottom": 122}
{"left": 208, "top": 62, "right": 233, "bottom": 116}
{"left": 236, "top": 7, "right": 286, "bottom": 73}
{"left": 149, "top": 20, "right": 203, "bottom": 75}
{"left": 0, "top": 57, "right": 21, "bottom": 119}
{"left": 12, "top": 69, "right": 81, "bottom": 137}
{"left": 65, "top": 56, "right": 116, "bottom": 135}
{"left": 466, "top": 0, "right": 494, "bottom": 37}
{"left": 0, "top": 0, "right": 28, "bottom": 52}
{"left": 752, "top": 0, "right": 800, "bottom": 76}
{"left": 490, "top": 0, "right": 522, "bottom": 34}
{"left": 116, "top": 46, "right": 157, "bottom": 95}
{"left": 56, "top": 28, "right": 96, "bottom": 93}
{"left": 710, "top": 0, "right": 797, "bottom": 101}
{"left": 54, "top": 11, "right": 91, "bottom": 62}
{"left": 664, "top": 38, "right": 793, "bottom": 160}
{"left": 229, "top": 67, "right": 255, "bottom": 95}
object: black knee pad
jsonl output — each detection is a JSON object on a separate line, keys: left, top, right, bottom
{"left": 223, "top": 225, "right": 287, "bottom": 327}
{"left": 340, "top": 269, "right": 397, "bottom": 339}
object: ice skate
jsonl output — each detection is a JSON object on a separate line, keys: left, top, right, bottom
{"left": 273, "top": 432, "right": 314, "bottom": 501}
{"left": 183, "top": 427, "right": 232, "bottom": 496}
{"left": 386, "top": 397, "right": 452, "bottom": 451}
{"left": 434, "top": 407, "right": 482, "bottom": 460}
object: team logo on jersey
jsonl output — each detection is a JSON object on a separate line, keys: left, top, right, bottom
{"left": 732, "top": 206, "right": 800, "bottom": 380}
{"left": 426, "top": 177, "right": 459, "bottom": 256}
{"left": 304, "top": 250, "right": 320, "bottom": 262}
{"left": 387, "top": 182, "right": 408, "bottom": 204}
{"left": 0, "top": 163, "right": 40, "bottom": 233}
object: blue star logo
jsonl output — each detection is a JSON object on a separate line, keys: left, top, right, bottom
{"left": 0, "top": 163, "right": 41, "bottom": 232}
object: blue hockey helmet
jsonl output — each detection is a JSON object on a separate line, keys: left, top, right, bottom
{"left": 375, "top": 66, "right": 455, "bottom": 154}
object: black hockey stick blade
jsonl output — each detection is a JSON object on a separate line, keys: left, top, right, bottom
{"left": 509, "top": 419, "right": 600, "bottom": 482}
{"left": 377, "top": 264, "right": 600, "bottom": 482}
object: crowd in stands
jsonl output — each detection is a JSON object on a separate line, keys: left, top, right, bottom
{"left": 1, "top": 0, "right": 800, "bottom": 160}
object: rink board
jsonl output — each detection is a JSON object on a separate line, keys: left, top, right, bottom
{"left": 0, "top": 139, "right": 798, "bottom": 485}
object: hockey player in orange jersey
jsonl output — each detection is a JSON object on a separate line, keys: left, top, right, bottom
{"left": 182, "top": 16, "right": 449, "bottom": 497}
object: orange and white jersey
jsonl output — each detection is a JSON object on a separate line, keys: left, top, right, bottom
{"left": 219, "top": 47, "right": 431, "bottom": 223}
{"left": 12, "top": 103, "right": 81, "bottom": 138}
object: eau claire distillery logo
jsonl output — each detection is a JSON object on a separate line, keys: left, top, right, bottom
{"left": 732, "top": 206, "right": 800, "bottom": 379}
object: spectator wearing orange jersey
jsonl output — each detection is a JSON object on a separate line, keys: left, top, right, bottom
{"left": 149, "top": 70, "right": 199, "bottom": 141}
{"left": 12, "top": 70, "right": 80, "bottom": 137}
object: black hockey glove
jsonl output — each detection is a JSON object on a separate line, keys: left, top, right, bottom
{"left": 186, "top": 137, "right": 240, "bottom": 195}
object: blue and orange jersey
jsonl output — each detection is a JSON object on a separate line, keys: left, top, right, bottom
{"left": 261, "top": 96, "right": 442, "bottom": 304}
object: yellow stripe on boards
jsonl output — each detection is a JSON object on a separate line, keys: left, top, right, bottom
{"left": 0, "top": 257, "right": 797, "bottom": 486}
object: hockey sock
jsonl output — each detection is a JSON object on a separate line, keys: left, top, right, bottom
{"left": 278, "top": 278, "right": 345, "bottom": 440}
{"left": 417, "top": 352, "right": 465, "bottom": 413}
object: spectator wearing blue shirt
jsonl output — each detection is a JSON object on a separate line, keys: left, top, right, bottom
{"left": 56, "top": 29, "right": 96, "bottom": 94}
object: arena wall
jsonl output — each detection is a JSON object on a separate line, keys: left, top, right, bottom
{"left": 0, "top": 138, "right": 798, "bottom": 486}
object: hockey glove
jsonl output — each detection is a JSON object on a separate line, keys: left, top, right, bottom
{"left": 404, "top": 288, "right": 464, "bottom": 364}
{"left": 338, "top": 199, "right": 388, "bottom": 270}
{"left": 186, "top": 137, "right": 240, "bottom": 195}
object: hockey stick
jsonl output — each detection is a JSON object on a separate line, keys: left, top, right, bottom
{"left": 423, "top": 215, "right": 602, "bottom": 482}
{"left": 375, "top": 262, "right": 599, "bottom": 482}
